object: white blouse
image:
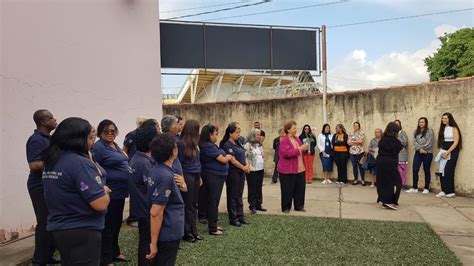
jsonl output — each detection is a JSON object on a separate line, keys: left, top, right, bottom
{"left": 317, "top": 133, "right": 333, "bottom": 153}
{"left": 444, "top": 127, "right": 454, "bottom": 142}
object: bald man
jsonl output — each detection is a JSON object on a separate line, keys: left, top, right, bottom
{"left": 26, "top": 109, "right": 59, "bottom": 265}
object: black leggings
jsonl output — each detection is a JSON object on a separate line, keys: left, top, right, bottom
{"left": 226, "top": 170, "right": 245, "bottom": 223}
{"left": 440, "top": 143, "right": 460, "bottom": 194}
{"left": 101, "top": 198, "right": 125, "bottom": 264}
{"left": 52, "top": 229, "right": 101, "bottom": 266}
{"left": 202, "top": 172, "right": 226, "bottom": 233}
{"left": 333, "top": 152, "right": 349, "bottom": 183}
{"left": 181, "top": 173, "right": 201, "bottom": 238}
{"left": 138, "top": 217, "right": 150, "bottom": 266}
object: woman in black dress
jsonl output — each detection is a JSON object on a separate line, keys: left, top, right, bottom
{"left": 376, "top": 122, "right": 403, "bottom": 210}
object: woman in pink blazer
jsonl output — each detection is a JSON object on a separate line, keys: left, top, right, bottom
{"left": 277, "top": 120, "right": 309, "bottom": 213}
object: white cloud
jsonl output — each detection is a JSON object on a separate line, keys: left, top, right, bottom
{"left": 326, "top": 24, "right": 463, "bottom": 91}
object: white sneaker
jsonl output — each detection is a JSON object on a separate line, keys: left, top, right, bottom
{"left": 446, "top": 193, "right": 456, "bottom": 198}
{"left": 405, "top": 188, "right": 418, "bottom": 193}
{"left": 370, "top": 184, "right": 375, "bottom": 188}
{"left": 422, "top": 189, "right": 429, "bottom": 194}
{"left": 436, "top": 191, "right": 446, "bottom": 198}
{"left": 321, "top": 180, "right": 327, "bottom": 184}
{"left": 326, "top": 179, "right": 332, "bottom": 184}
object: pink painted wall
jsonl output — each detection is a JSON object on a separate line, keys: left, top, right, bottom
{"left": 0, "top": 0, "right": 162, "bottom": 242}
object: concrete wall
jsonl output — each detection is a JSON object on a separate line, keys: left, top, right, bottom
{"left": 164, "top": 77, "right": 474, "bottom": 197}
{"left": 0, "top": 0, "right": 162, "bottom": 242}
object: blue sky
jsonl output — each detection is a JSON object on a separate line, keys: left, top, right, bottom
{"left": 159, "top": 0, "right": 473, "bottom": 93}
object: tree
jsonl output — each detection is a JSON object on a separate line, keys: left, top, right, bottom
{"left": 424, "top": 28, "right": 474, "bottom": 81}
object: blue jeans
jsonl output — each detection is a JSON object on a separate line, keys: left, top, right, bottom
{"left": 412, "top": 151, "right": 433, "bottom": 189}
{"left": 350, "top": 154, "right": 365, "bottom": 181}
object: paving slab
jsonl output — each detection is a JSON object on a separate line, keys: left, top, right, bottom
{"left": 442, "top": 196, "right": 474, "bottom": 208}
{"left": 398, "top": 192, "right": 448, "bottom": 206}
{"left": 414, "top": 206, "right": 474, "bottom": 236}
{"left": 305, "top": 185, "right": 340, "bottom": 202}
{"left": 456, "top": 207, "right": 474, "bottom": 222}
{"left": 439, "top": 235, "right": 474, "bottom": 266}
{"left": 340, "top": 185, "right": 378, "bottom": 204}
{"left": 0, "top": 236, "right": 34, "bottom": 266}
{"left": 341, "top": 202, "right": 424, "bottom": 223}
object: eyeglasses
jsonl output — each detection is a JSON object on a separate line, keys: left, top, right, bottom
{"left": 103, "top": 130, "right": 116, "bottom": 135}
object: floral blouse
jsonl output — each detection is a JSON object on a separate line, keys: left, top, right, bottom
{"left": 349, "top": 131, "right": 365, "bottom": 155}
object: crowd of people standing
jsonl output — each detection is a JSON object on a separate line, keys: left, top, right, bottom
{"left": 26, "top": 110, "right": 462, "bottom": 265}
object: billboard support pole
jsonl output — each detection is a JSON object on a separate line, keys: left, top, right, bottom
{"left": 321, "top": 25, "right": 328, "bottom": 124}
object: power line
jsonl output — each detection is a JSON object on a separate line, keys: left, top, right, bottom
{"left": 164, "top": 0, "right": 271, "bottom": 20}
{"left": 160, "top": 1, "right": 247, "bottom": 14}
{"left": 204, "top": 0, "right": 350, "bottom": 21}
{"left": 328, "top": 8, "right": 474, "bottom": 28}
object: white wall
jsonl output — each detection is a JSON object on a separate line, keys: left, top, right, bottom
{"left": 0, "top": 0, "right": 162, "bottom": 242}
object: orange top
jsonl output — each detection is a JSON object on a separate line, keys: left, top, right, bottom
{"left": 333, "top": 133, "right": 348, "bottom": 152}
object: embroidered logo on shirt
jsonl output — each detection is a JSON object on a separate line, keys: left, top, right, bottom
{"left": 152, "top": 188, "right": 159, "bottom": 197}
{"left": 95, "top": 176, "right": 102, "bottom": 185}
{"left": 165, "top": 189, "right": 171, "bottom": 198}
{"left": 80, "top": 181, "right": 89, "bottom": 191}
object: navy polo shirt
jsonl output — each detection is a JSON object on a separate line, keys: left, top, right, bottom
{"left": 148, "top": 162, "right": 184, "bottom": 242}
{"left": 92, "top": 139, "right": 130, "bottom": 199}
{"left": 26, "top": 130, "right": 50, "bottom": 190}
{"left": 129, "top": 152, "right": 155, "bottom": 219}
{"left": 177, "top": 141, "right": 201, "bottom": 174}
{"left": 123, "top": 129, "right": 137, "bottom": 160}
{"left": 42, "top": 151, "right": 106, "bottom": 231}
{"left": 200, "top": 142, "right": 229, "bottom": 176}
{"left": 222, "top": 140, "right": 246, "bottom": 174}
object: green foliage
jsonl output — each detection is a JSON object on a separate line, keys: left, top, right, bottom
{"left": 424, "top": 28, "right": 474, "bottom": 81}
{"left": 119, "top": 214, "right": 460, "bottom": 265}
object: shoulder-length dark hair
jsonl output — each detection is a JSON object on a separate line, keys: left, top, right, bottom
{"left": 43, "top": 117, "right": 92, "bottom": 168}
{"left": 414, "top": 117, "right": 428, "bottom": 138}
{"left": 97, "top": 119, "right": 118, "bottom": 138}
{"left": 384, "top": 122, "right": 400, "bottom": 138}
{"left": 438, "top": 112, "right": 462, "bottom": 149}
{"left": 180, "top": 120, "right": 200, "bottom": 159}
{"left": 299, "top": 124, "right": 312, "bottom": 138}
{"left": 199, "top": 124, "right": 218, "bottom": 148}
{"left": 321, "top": 124, "right": 331, "bottom": 135}
{"left": 219, "top": 122, "right": 238, "bottom": 148}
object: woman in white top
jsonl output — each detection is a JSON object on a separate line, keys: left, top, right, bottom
{"left": 436, "top": 112, "right": 462, "bottom": 198}
{"left": 244, "top": 129, "right": 267, "bottom": 214}
{"left": 317, "top": 124, "right": 334, "bottom": 184}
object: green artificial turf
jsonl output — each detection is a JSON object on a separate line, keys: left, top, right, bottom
{"left": 119, "top": 214, "right": 460, "bottom": 265}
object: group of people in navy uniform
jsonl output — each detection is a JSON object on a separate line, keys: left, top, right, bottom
{"left": 26, "top": 111, "right": 268, "bottom": 266}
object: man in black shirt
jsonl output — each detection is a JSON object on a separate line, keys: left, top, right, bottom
{"left": 254, "top": 121, "right": 266, "bottom": 143}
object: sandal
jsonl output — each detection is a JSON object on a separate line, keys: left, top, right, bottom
{"left": 209, "top": 230, "right": 223, "bottom": 236}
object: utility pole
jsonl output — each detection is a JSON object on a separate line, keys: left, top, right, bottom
{"left": 321, "top": 25, "right": 328, "bottom": 124}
